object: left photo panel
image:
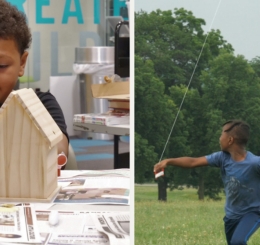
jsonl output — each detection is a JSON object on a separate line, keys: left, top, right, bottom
{"left": 0, "top": 0, "right": 132, "bottom": 244}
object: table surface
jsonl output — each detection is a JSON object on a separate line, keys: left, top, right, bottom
{"left": 73, "top": 122, "right": 130, "bottom": 136}
{"left": 48, "top": 170, "right": 130, "bottom": 212}
{"left": 0, "top": 170, "right": 130, "bottom": 244}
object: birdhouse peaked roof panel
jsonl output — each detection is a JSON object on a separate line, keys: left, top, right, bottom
{"left": 0, "top": 88, "right": 63, "bottom": 147}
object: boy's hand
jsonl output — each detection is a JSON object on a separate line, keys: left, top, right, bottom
{"left": 154, "top": 159, "right": 168, "bottom": 173}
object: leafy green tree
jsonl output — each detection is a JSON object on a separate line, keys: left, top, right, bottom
{"left": 135, "top": 55, "right": 176, "bottom": 153}
{"left": 135, "top": 8, "right": 233, "bottom": 92}
{"left": 135, "top": 55, "right": 190, "bottom": 200}
{"left": 249, "top": 56, "right": 260, "bottom": 78}
{"left": 168, "top": 85, "right": 223, "bottom": 200}
{"left": 135, "top": 133, "right": 158, "bottom": 183}
{"left": 135, "top": 8, "right": 260, "bottom": 201}
{"left": 199, "top": 53, "right": 260, "bottom": 199}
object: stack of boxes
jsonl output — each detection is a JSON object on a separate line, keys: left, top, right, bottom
{"left": 74, "top": 81, "right": 130, "bottom": 126}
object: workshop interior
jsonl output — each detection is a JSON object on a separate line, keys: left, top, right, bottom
{"left": 15, "top": 0, "right": 130, "bottom": 171}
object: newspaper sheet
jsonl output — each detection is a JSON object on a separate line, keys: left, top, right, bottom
{"left": 54, "top": 171, "right": 130, "bottom": 205}
{"left": 0, "top": 203, "right": 41, "bottom": 244}
{"left": 35, "top": 210, "right": 130, "bottom": 245}
{"left": 59, "top": 169, "right": 130, "bottom": 179}
{"left": 91, "top": 213, "right": 130, "bottom": 245}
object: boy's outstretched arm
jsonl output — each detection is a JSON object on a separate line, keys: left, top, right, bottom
{"left": 154, "top": 157, "right": 208, "bottom": 173}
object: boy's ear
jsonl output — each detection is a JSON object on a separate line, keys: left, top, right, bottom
{"left": 18, "top": 51, "right": 29, "bottom": 77}
{"left": 228, "top": 136, "right": 234, "bottom": 145}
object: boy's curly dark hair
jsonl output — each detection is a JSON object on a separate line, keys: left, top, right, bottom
{"left": 0, "top": 0, "right": 32, "bottom": 55}
{"left": 223, "top": 120, "right": 250, "bottom": 146}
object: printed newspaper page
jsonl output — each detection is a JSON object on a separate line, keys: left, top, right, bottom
{"left": 36, "top": 210, "right": 129, "bottom": 245}
{"left": 54, "top": 174, "right": 130, "bottom": 205}
{"left": 91, "top": 212, "right": 130, "bottom": 245}
{"left": 0, "top": 203, "right": 41, "bottom": 244}
{"left": 58, "top": 169, "right": 130, "bottom": 179}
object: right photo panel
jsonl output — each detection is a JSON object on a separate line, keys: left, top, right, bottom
{"left": 135, "top": 0, "right": 260, "bottom": 244}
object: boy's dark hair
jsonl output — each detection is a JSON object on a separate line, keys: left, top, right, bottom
{"left": 223, "top": 120, "right": 250, "bottom": 146}
{"left": 0, "top": 0, "right": 32, "bottom": 55}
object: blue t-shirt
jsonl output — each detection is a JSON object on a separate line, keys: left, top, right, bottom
{"left": 206, "top": 151, "right": 260, "bottom": 219}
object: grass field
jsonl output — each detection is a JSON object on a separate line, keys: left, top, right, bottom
{"left": 135, "top": 185, "right": 260, "bottom": 245}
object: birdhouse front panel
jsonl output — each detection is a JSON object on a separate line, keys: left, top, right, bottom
{"left": 0, "top": 88, "right": 62, "bottom": 201}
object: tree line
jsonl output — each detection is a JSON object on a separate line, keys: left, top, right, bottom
{"left": 135, "top": 8, "right": 260, "bottom": 201}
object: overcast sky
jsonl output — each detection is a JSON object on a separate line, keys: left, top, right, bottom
{"left": 134, "top": 0, "right": 260, "bottom": 61}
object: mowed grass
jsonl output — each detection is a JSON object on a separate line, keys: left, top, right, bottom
{"left": 135, "top": 185, "right": 260, "bottom": 245}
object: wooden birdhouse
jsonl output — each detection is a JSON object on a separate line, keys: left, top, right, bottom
{"left": 0, "top": 88, "right": 62, "bottom": 202}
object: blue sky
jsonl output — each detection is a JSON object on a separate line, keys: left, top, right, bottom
{"left": 135, "top": 0, "right": 260, "bottom": 61}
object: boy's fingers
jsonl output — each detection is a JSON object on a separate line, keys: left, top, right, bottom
{"left": 154, "top": 163, "right": 160, "bottom": 172}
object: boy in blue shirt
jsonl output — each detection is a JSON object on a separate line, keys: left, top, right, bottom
{"left": 154, "top": 120, "right": 260, "bottom": 245}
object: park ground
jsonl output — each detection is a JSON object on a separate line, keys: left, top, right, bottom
{"left": 135, "top": 185, "right": 260, "bottom": 245}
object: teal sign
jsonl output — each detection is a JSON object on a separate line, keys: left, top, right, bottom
{"left": 7, "top": 0, "right": 85, "bottom": 24}
{"left": 6, "top": 0, "right": 102, "bottom": 79}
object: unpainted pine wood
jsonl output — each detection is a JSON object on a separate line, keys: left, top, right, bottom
{"left": 8, "top": 99, "right": 23, "bottom": 198}
{"left": 0, "top": 113, "right": 6, "bottom": 196}
{"left": 0, "top": 185, "right": 60, "bottom": 203}
{"left": 14, "top": 88, "right": 36, "bottom": 107}
{"left": 24, "top": 100, "right": 45, "bottom": 118}
{"left": 28, "top": 124, "right": 42, "bottom": 198}
{"left": 91, "top": 82, "right": 130, "bottom": 98}
{"left": 96, "top": 94, "right": 130, "bottom": 100}
{"left": 15, "top": 89, "right": 62, "bottom": 148}
{"left": 19, "top": 102, "right": 32, "bottom": 198}
{"left": 30, "top": 104, "right": 62, "bottom": 147}
{"left": 46, "top": 131, "right": 63, "bottom": 148}
{"left": 40, "top": 143, "right": 48, "bottom": 198}
{"left": 44, "top": 145, "right": 58, "bottom": 197}
{"left": 25, "top": 104, "right": 46, "bottom": 119}
{"left": 46, "top": 177, "right": 58, "bottom": 198}
{"left": 5, "top": 97, "right": 16, "bottom": 173}
{"left": 0, "top": 88, "right": 61, "bottom": 200}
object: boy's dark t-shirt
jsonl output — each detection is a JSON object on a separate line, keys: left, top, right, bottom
{"left": 36, "top": 91, "right": 69, "bottom": 143}
{"left": 206, "top": 151, "right": 260, "bottom": 219}
{"left": 0, "top": 91, "right": 69, "bottom": 143}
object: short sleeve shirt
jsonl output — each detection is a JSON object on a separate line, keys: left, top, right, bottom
{"left": 206, "top": 151, "right": 260, "bottom": 219}
{"left": 36, "top": 91, "right": 69, "bottom": 143}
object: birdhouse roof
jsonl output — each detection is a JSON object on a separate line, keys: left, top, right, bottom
{"left": 0, "top": 88, "right": 63, "bottom": 147}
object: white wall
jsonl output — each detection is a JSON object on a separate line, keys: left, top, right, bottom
{"left": 13, "top": 0, "right": 104, "bottom": 91}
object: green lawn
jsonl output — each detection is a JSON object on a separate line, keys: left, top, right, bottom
{"left": 135, "top": 185, "right": 260, "bottom": 245}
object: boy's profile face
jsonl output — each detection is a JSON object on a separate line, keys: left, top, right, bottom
{"left": 0, "top": 38, "right": 28, "bottom": 105}
{"left": 219, "top": 124, "right": 233, "bottom": 151}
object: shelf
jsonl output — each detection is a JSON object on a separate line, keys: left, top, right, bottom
{"left": 73, "top": 122, "right": 129, "bottom": 136}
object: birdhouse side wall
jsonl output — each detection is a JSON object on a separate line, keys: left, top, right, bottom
{"left": 0, "top": 111, "right": 7, "bottom": 196}
{"left": 43, "top": 145, "right": 58, "bottom": 198}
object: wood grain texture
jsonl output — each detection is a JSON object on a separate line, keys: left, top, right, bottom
{"left": 0, "top": 88, "right": 62, "bottom": 201}
{"left": 14, "top": 88, "right": 63, "bottom": 147}
{"left": 0, "top": 186, "right": 60, "bottom": 203}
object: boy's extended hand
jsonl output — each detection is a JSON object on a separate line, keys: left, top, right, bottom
{"left": 154, "top": 159, "right": 168, "bottom": 173}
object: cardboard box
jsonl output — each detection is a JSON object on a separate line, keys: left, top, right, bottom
{"left": 91, "top": 81, "right": 130, "bottom": 100}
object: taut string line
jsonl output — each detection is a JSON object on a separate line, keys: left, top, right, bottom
{"left": 158, "top": 0, "right": 223, "bottom": 163}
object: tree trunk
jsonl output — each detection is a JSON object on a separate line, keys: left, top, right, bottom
{"left": 158, "top": 177, "right": 167, "bottom": 201}
{"left": 198, "top": 175, "right": 204, "bottom": 200}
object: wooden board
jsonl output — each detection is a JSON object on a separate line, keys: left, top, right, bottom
{"left": 108, "top": 100, "right": 130, "bottom": 109}
{"left": 91, "top": 82, "right": 130, "bottom": 100}
{"left": 0, "top": 186, "right": 60, "bottom": 203}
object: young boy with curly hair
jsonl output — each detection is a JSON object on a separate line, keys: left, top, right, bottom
{"left": 154, "top": 120, "right": 260, "bottom": 245}
{"left": 0, "top": 0, "right": 69, "bottom": 158}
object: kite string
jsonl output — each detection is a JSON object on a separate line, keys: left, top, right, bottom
{"left": 158, "top": 0, "right": 223, "bottom": 163}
